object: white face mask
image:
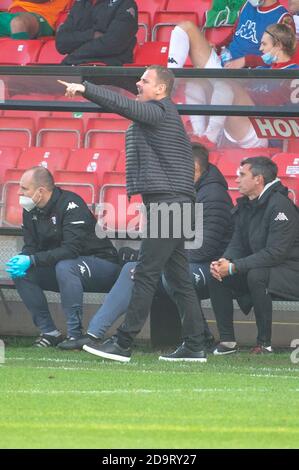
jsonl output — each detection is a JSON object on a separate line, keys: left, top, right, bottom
{"left": 248, "top": 0, "right": 263, "bottom": 7}
{"left": 19, "top": 196, "right": 36, "bottom": 212}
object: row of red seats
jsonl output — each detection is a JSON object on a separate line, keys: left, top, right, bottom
{"left": 0, "top": 112, "right": 130, "bottom": 150}
{"left": 0, "top": 144, "right": 298, "bottom": 227}
{"left": 0, "top": 146, "right": 127, "bottom": 226}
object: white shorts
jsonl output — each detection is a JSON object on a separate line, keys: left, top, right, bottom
{"left": 203, "top": 48, "right": 222, "bottom": 69}
{"left": 224, "top": 124, "right": 268, "bottom": 149}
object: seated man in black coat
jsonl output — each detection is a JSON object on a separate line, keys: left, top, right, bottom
{"left": 210, "top": 156, "right": 299, "bottom": 355}
{"left": 55, "top": 0, "right": 138, "bottom": 66}
{"left": 6, "top": 166, "right": 120, "bottom": 347}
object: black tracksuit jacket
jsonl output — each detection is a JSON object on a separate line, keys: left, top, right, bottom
{"left": 21, "top": 187, "right": 118, "bottom": 267}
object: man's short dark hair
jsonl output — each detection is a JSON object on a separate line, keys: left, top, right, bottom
{"left": 147, "top": 65, "right": 175, "bottom": 96}
{"left": 241, "top": 156, "right": 278, "bottom": 185}
{"left": 28, "top": 166, "right": 55, "bottom": 191}
{"left": 192, "top": 142, "right": 209, "bottom": 172}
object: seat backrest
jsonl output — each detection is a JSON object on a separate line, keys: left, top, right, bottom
{"left": 17, "top": 147, "right": 70, "bottom": 172}
{"left": 0, "top": 147, "right": 22, "bottom": 190}
{"left": 152, "top": 11, "right": 198, "bottom": 41}
{"left": 137, "top": 11, "right": 151, "bottom": 44}
{"left": 68, "top": 148, "right": 119, "bottom": 185}
{"left": 272, "top": 153, "right": 299, "bottom": 176}
{"left": 132, "top": 42, "right": 169, "bottom": 66}
{"left": 166, "top": 0, "right": 212, "bottom": 24}
{"left": 135, "top": 0, "right": 167, "bottom": 23}
{"left": 217, "top": 148, "right": 274, "bottom": 176}
{"left": 0, "top": 117, "right": 35, "bottom": 147}
{"left": 1, "top": 169, "right": 24, "bottom": 227}
{"left": 37, "top": 39, "right": 66, "bottom": 64}
{"left": 37, "top": 117, "right": 84, "bottom": 148}
{"left": 54, "top": 170, "right": 98, "bottom": 210}
{"left": 0, "top": 39, "right": 43, "bottom": 65}
{"left": 98, "top": 184, "right": 143, "bottom": 235}
{"left": 84, "top": 118, "right": 130, "bottom": 150}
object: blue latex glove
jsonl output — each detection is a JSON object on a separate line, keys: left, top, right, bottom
{"left": 6, "top": 255, "right": 31, "bottom": 279}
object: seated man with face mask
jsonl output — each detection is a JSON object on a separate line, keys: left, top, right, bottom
{"left": 6, "top": 166, "right": 120, "bottom": 347}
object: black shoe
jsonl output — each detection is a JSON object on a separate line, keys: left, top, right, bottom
{"left": 159, "top": 343, "right": 207, "bottom": 362}
{"left": 83, "top": 337, "right": 131, "bottom": 363}
{"left": 213, "top": 343, "right": 238, "bottom": 355}
{"left": 57, "top": 334, "right": 100, "bottom": 351}
{"left": 34, "top": 333, "right": 64, "bottom": 348}
{"left": 250, "top": 344, "right": 273, "bottom": 354}
{"left": 204, "top": 334, "right": 215, "bottom": 352}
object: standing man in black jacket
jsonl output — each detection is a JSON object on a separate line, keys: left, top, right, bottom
{"left": 55, "top": 0, "right": 138, "bottom": 66}
{"left": 59, "top": 65, "right": 207, "bottom": 363}
{"left": 209, "top": 157, "right": 299, "bottom": 355}
{"left": 6, "top": 167, "right": 120, "bottom": 347}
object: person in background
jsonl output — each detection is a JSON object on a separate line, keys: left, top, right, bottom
{"left": 0, "top": 0, "right": 70, "bottom": 39}
{"left": 223, "top": 23, "right": 299, "bottom": 149}
{"left": 6, "top": 167, "right": 119, "bottom": 347}
{"left": 59, "top": 142, "right": 233, "bottom": 352}
{"left": 288, "top": 0, "right": 299, "bottom": 38}
{"left": 209, "top": 157, "right": 299, "bottom": 355}
{"left": 55, "top": 0, "right": 138, "bottom": 66}
{"left": 167, "top": 0, "right": 294, "bottom": 149}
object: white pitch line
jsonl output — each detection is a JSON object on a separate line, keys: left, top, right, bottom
{"left": 3, "top": 387, "right": 299, "bottom": 395}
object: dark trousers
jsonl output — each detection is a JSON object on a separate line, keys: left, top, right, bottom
{"left": 117, "top": 200, "right": 205, "bottom": 350}
{"left": 14, "top": 256, "right": 120, "bottom": 338}
{"left": 209, "top": 267, "right": 272, "bottom": 345}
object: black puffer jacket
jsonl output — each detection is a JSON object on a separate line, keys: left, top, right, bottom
{"left": 187, "top": 163, "right": 234, "bottom": 263}
{"left": 56, "top": 0, "right": 138, "bottom": 65}
{"left": 21, "top": 187, "right": 118, "bottom": 267}
{"left": 225, "top": 180, "right": 299, "bottom": 300}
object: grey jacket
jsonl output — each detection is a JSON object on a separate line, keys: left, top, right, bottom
{"left": 83, "top": 82, "right": 195, "bottom": 199}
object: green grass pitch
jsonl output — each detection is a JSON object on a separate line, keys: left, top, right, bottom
{"left": 1, "top": 338, "right": 299, "bottom": 449}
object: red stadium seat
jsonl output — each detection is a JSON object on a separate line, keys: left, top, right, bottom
{"left": 54, "top": 148, "right": 119, "bottom": 209}
{"left": 137, "top": 11, "right": 151, "bottom": 44}
{"left": 131, "top": 42, "right": 169, "bottom": 66}
{"left": 115, "top": 151, "right": 126, "bottom": 172}
{"left": 102, "top": 171, "right": 126, "bottom": 186}
{"left": 0, "top": 39, "right": 43, "bottom": 65}
{"left": 84, "top": 118, "right": 130, "bottom": 150}
{"left": 271, "top": 152, "right": 299, "bottom": 204}
{"left": 135, "top": 0, "right": 167, "bottom": 23}
{"left": 151, "top": 11, "right": 198, "bottom": 41}
{"left": 0, "top": 147, "right": 22, "bottom": 198}
{"left": 37, "top": 117, "right": 84, "bottom": 149}
{"left": 1, "top": 169, "right": 24, "bottom": 226}
{"left": 0, "top": 117, "right": 35, "bottom": 147}
{"left": 98, "top": 179, "right": 143, "bottom": 236}
{"left": 37, "top": 39, "right": 66, "bottom": 64}
{"left": 67, "top": 148, "right": 119, "bottom": 185}
{"left": 17, "top": 147, "right": 70, "bottom": 172}
{"left": 54, "top": 170, "right": 99, "bottom": 210}
{"left": 166, "top": 0, "right": 212, "bottom": 25}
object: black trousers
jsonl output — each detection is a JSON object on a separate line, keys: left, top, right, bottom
{"left": 209, "top": 267, "right": 272, "bottom": 345}
{"left": 117, "top": 200, "right": 205, "bottom": 350}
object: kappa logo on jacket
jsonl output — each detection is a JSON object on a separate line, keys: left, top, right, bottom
{"left": 274, "top": 212, "right": 288, "bottom": 221}
{"left": 66, "top": 201, "right": 79, "bottom": 211}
